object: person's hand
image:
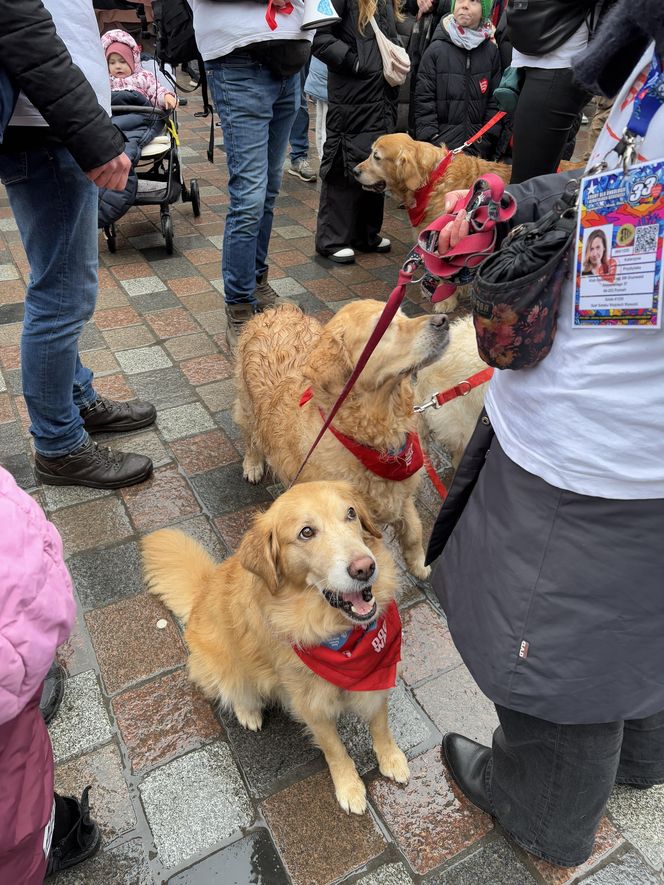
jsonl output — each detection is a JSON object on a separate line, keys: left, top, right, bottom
{"left": 416, "top": 0, "right": 434, "bottom": 19}
{"left": 164, "top": 93, "right": 177, "bottom": 110}
{"left": 85, "top": 152, "right": 131, "bottom": 191}
{"left": 437, "top": 189, "right": 470, "bottom": 254}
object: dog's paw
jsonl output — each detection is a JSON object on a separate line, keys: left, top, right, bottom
{"left": 335, "top": 776, "right": 367, "bottom": 815}
{"left": 242, "top": 459, "right": 265, "bottom": 485}
{"left": 235, "top": 707, "right": 263, "bottom": 731}
{"left": 378, "top": 747, "right": 410, "bottom": 784}
{"left": 409, "top": 561, "right": 431, "bottom": 581}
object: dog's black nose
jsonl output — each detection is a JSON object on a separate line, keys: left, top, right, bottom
{"left": 430, "top": 314, "right": 449, "bottom": 329}
{"left": 348, "top": 556, "right": 375, "bottom": 581}
{"left": 352, "top": 165, "right": 360, "bottom": 177}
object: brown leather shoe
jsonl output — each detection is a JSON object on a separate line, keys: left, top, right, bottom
{"left": 80, "top": 396, "right": 156, "bottom": 434}
{"left": 35, "top": 438, "right": 153, "bottom": 490}
{"left": 254, "top": 272, "right": 295, "bottom": 310}
{"left": 225, "top": 300, "right": 257, "bottom": 349}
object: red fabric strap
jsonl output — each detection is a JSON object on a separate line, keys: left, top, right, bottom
{"left": 323, "top": 412, "right": 424, "bottom": 480}
{"left": 423, "top": 452, "right": 448, "bottom": 500}
{"left": 433, "top": 367, "right": 494, "bottom": 406}
{"left": 265, "top": 0, "right": 294, "bottom": 30}
{"left": 292, "top": 601, "right": 402, "bottom": 691}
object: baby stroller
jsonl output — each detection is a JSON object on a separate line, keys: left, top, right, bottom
{"left": 102, "top": 96, "right": 200, "bottom": 255}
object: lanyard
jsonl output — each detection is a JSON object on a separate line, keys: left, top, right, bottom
{"left": 616, "top": 52, "right": 664, "bottom": 170}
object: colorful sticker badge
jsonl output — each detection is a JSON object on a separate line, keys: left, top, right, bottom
{"left": 573, "top": 158, "right": 664, "bottom": 328}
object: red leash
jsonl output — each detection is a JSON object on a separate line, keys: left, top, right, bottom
{"left": 408, "top": 111, "right": 507, "bottom": 228}
{"left": 423, "top": 453, "right": 448, "bottom": 500}
{"left": 414, "top": 367, "right": 494, "bottom": 413}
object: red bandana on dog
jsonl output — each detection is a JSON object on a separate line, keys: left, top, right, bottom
{"left": 293, "top": 601, "right": 402, "bottom": 691}
{"left": 408, "top": 152, "right": 455, "bottom": 228}
{"left": 299, "top": 388, "right": 424, "bottom": 481}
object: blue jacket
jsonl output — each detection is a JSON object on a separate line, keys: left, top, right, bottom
{"left": 304, "top": 55, "right": 328, "bottom": 102}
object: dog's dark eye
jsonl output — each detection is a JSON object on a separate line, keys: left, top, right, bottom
{"left": 347, "top": 507, "right": 357, "bottom": 521}
{"left": 299, "top": 526, "right": 315, "bottom": 540}
{"left": 373, "top": 153, "right": 380, "bottom": 160}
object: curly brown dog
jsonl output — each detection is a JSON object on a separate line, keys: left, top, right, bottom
{"left": 143, "top": 480, "right": 409, "bottom": 815}
{"left": 233, "top": 301, "right": 450, "bottom": 580}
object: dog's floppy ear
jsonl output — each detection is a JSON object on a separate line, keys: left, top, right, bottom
{"left": 354, "top": 496, "right": 382, "bottom": 539}
{"left": 305, "top": 324, "right": 353, "bottom": 396}
{"left": 395, "top": 145, "right": 426, "bottom": 193}
{"left": 238, "top": 512, "right": 280, "bottom": 594}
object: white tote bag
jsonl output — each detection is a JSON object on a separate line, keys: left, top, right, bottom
{"left": 369, "top": 15, "right": 411, "bottom": 87}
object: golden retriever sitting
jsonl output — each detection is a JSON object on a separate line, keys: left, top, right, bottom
{"left": 233, "top": 301, "right": 449, "bottom": 580}
{"left": 142, "top": 480, "right": 409, "bottom": 815}
{"left": 414, "top": 315, "right": 489, "bottom": 469}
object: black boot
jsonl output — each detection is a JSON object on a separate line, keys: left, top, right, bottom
{"left": 40, "top": 662, "right": 66, "bottom": 725}
{"left": 35, "top": 438, "right": 153, "bottom": 490}
{"left": 80, "top": 396, "right": 156, "bottom": 434}
{"left": 45, "top": 788, "right": 101, "bottom": 878}
{"left": 441, "top": 733, "right": 494, "bottom": 816}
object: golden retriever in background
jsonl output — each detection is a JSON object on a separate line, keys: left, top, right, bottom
{"left": 233, "top": 301, "right": 449, "bottom": 580}
{"left": 142, "top": 481, "right": 409, "bottom": 815}
{"left": 414, "top": 315, "right": 489, "bottom": 469}
{"left": 354, "top": 134, "right": 512, "bottom": 314}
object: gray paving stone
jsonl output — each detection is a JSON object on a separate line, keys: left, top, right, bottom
{"left": 425, "top": 838, "right": 536, "bottom": 884}
{"left": 167, "top": 829, "right": 289, "bottom": 884}
{"left": 196, "top": 309, "right": 226, "bottom": 335}
{"left": 140, "top": 741, "right": 253, "bottom": 869}
{"left": 0, "top": 262, "right": 19, "bottom": 280}
{"left": 271, "top": 276, "right": 306, "bottom": 297}
{"left": 206, "top": 235, "right": 223, "bottom": 249}
{"left": 177, "top": 514, "right": 227, "bottom": 561}
{"left": 214, "top": 409, "right": 242, "bottom": 441}
{"left": 580, "top": 849, "right": 661, "bottom": 884}
{"left": 79, "top": 322, "right": 107, "bottom": 351}
{"left": 189, "top": 463, "right": 272, "bottom": 517}
{"left": 0, "top": 368, "right": 5, "bottom": 392}
{"left": 41, "top": 484, "right": 112, "bottom": 512}
{"left": 116, "top": 345, "right": 173, "bottom": 374}
{"left": 68, "top": 540, "right": 144, "bottom": 610}
{"left": 107, "top": 429, "right": 173, "bottom": 468}
{"left": 274, "top": 224, "right": 311, "bottom": 239}
{"left": 119, "top": 275, "right": 168, "bottom": 296}
{"left": 0, "top": 302, "right": 25, "bottom": 324}
{"left": 128, "top": 231, "right": 166, "bottom": 250}
{"left": 607, "top": 784, "right": 664, "bottom": 870}
{"left": 157, "top": 402, "right": 216, "bottom": 440}
{"left": 48, "top": 670, "right": 113, "bottom": 763}
{"left": 0, "top": 216, "right": 18, "bottom": 231}
{"left": 51, "top": 838, "right": 152, "bottom": 885}
{"left": 2, "top": 452, "right": 35, "bottom": 490}
{"left": 151, "top": 256, "right": 198, "bottom": 278}
{"left": 355, "top": 862, "right": 414, "bottom": 885}
{"left": 3, "top": 366, "right": 21, "bottom": 393}
{"left": 196, "top": 379, "right": 236, "bottom": 413}
{"left": 129, "top": 365, "right": 197, "bottom": 410}
{"left": 0, "top": 421, "right": 27, "bottom": 455}
{"left": 414, "top": 665, "right": 498, "bottom": 747}
{"left": 130, "top": 289, "right": 180, "bottom": 313}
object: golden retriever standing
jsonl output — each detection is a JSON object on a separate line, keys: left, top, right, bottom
{"left": 233, "top": 301, "right": 449, "bottom": 580}
{"left": 414, "top": 315, "right": 489, "bottom": 468}
{"left": 142, "top": 481, "right": 409, "bottom": 815}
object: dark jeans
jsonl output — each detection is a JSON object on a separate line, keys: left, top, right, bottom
{"left": 487, "top": 704, "right": 664, "bottom": 867}
{"left": 510, "top": 67, "right": 590, "bottom": 184}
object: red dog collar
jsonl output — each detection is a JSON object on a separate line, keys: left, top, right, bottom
{"left": 293, "top": 600, "right": 402, "bottom": 691}
{"left": 408, "top": 152, "right": 454, "bottom": 228}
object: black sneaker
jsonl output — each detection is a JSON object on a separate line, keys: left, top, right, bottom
{"left": 34, "top": 438, "right": 153, "bottom": 490}
{"left": 80, "top": 396, "right": 156, "bottom": 434}
{"left": 40, "top": 661, "right": 66, "bottom": 725}
{"left": 45, "top": 788, "right": 101, "bottom": 878}
{"left": 225, "top": 300, "right": 257, "bottom": 349}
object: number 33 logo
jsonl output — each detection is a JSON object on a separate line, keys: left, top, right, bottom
{"left": 628, "top": 175, "right": 657, "bottom": 203}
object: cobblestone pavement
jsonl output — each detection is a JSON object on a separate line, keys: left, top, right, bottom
{"left": 0, "top": 89, "right": 662, "bottom": 885}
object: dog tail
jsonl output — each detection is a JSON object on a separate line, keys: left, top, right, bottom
{"left": 141, "top": 529, "right": 216, "bottom": 622}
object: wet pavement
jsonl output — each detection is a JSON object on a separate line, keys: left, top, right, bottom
{"left": 0, "top": 84, "right": 662, "bottom": 884}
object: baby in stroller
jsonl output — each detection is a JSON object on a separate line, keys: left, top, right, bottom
{"left": 103, "top": 28, "right": 177, "bottom": 109}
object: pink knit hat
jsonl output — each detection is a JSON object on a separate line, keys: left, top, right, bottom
{"left": 105, "top": 41, "right": 135, "bottom": 73}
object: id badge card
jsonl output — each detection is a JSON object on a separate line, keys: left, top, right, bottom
{"left": 573, "top": 158, "right": 664, "bottom": 328}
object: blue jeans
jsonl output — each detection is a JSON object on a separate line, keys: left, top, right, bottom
{"left": 289, "top": 60, "right": 310, "bottom": 163}
{"left": 0, "top": 145, "right": 98, "bottom": 456}
{"left": 206, "top": 55, "right": 299, "bottom": 305}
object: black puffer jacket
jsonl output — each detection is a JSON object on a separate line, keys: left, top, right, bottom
{"left": 313, "top": 0, "right": 399, "bottom": 180}
{"left": 414, "top": 22, "right": 502, "bottom": 156}
{"left": 0, "top": 0, "right": 124, "bottom": 170}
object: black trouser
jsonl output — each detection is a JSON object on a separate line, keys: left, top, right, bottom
{"left": 315, "top": 149, "right": 384, "bottom": 256}
{"left": 488, "top": 705, "right": 664, "bottom": 867}
{"left": 510, "top": 67, "right": 591, "bottom": 184}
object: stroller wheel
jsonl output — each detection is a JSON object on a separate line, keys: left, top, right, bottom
{"left": 104, "top": 224, "right": 117, "bottom": 253}
{"left": 162, "top": 212, "right": 174, "bottom": 255}
{"left": 190, "top": 179, "right": 201, "bottom": 218}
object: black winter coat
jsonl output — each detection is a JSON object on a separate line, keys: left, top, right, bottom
{"left": 0, "top": 0, "right": 124, "bottom": 170}
{"left": 313, "top": 0, "right": 399, "bottom": 180}
{"left": 414, "top": 24, "right": 502, "bottom": 157}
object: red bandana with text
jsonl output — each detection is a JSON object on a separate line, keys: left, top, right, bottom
{"left": 292, "top": 601, "right": 402, "bottom": 691}
{"left": 299, "top": 388, "right": 424, "bottom": 481}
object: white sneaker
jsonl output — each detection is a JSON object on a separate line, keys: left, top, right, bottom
{"left": 376, "top": 237, "right": 391, "bottom": 253}
{"left": 329, "top": 247, "right": 355, "bottom": 264}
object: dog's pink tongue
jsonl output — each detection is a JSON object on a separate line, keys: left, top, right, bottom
{"left": 344, "top": 591, "right": 374, "bottom": 616}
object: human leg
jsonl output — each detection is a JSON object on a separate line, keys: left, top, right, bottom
{"left": 510, "top": 67, "right": 591, "bottom": 184}
{"left": 315, "top": 153, "right": 366, "bottom": 262}
{"left": 288, "top": 60, "right": 312, "bottom": 166}
{"left": 616, "top": 709, "right": 664, "bottom": 787}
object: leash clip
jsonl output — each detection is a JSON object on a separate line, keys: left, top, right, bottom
{"left": 401, "top": 250, "right": 426, "bottom": 284}
{"left": 413, "top": 393, "right": 440, "bottom": 413}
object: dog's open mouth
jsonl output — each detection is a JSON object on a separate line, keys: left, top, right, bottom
{"left": 362, "top": 180, "right": 386, "bottom": 193}
{"left": 322, "top": 586, "right": 377, "bottom": 623}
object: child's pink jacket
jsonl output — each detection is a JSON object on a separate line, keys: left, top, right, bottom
{"left": 102, "top": 28, "right": 174, "bottom": 109}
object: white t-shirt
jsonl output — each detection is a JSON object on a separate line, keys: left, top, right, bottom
{"left": 511, "top": 22, "right": 589, "bottom": 70}
{"left": 189, "top": 0, "right": 312, "bottom": 62}
{"left": 485, "top": 43, "right": 664, "bottom": 500}
{"left": 10, "top": 0, "right": 111, "bottom": 126}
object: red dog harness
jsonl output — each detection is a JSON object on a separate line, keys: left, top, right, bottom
{"left": 293, "top": 600, "right": 402, "bottom": 691}
{"left": 299, "top": 388, "right": 424, "bottom": 481}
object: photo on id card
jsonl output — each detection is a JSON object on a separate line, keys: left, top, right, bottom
{"left": 573, "top": 158, "right": 664, "bottom": 328}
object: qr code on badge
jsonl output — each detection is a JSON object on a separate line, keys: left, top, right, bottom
{"left": 634, "top": 224, "right": 659, "bottom": 254}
